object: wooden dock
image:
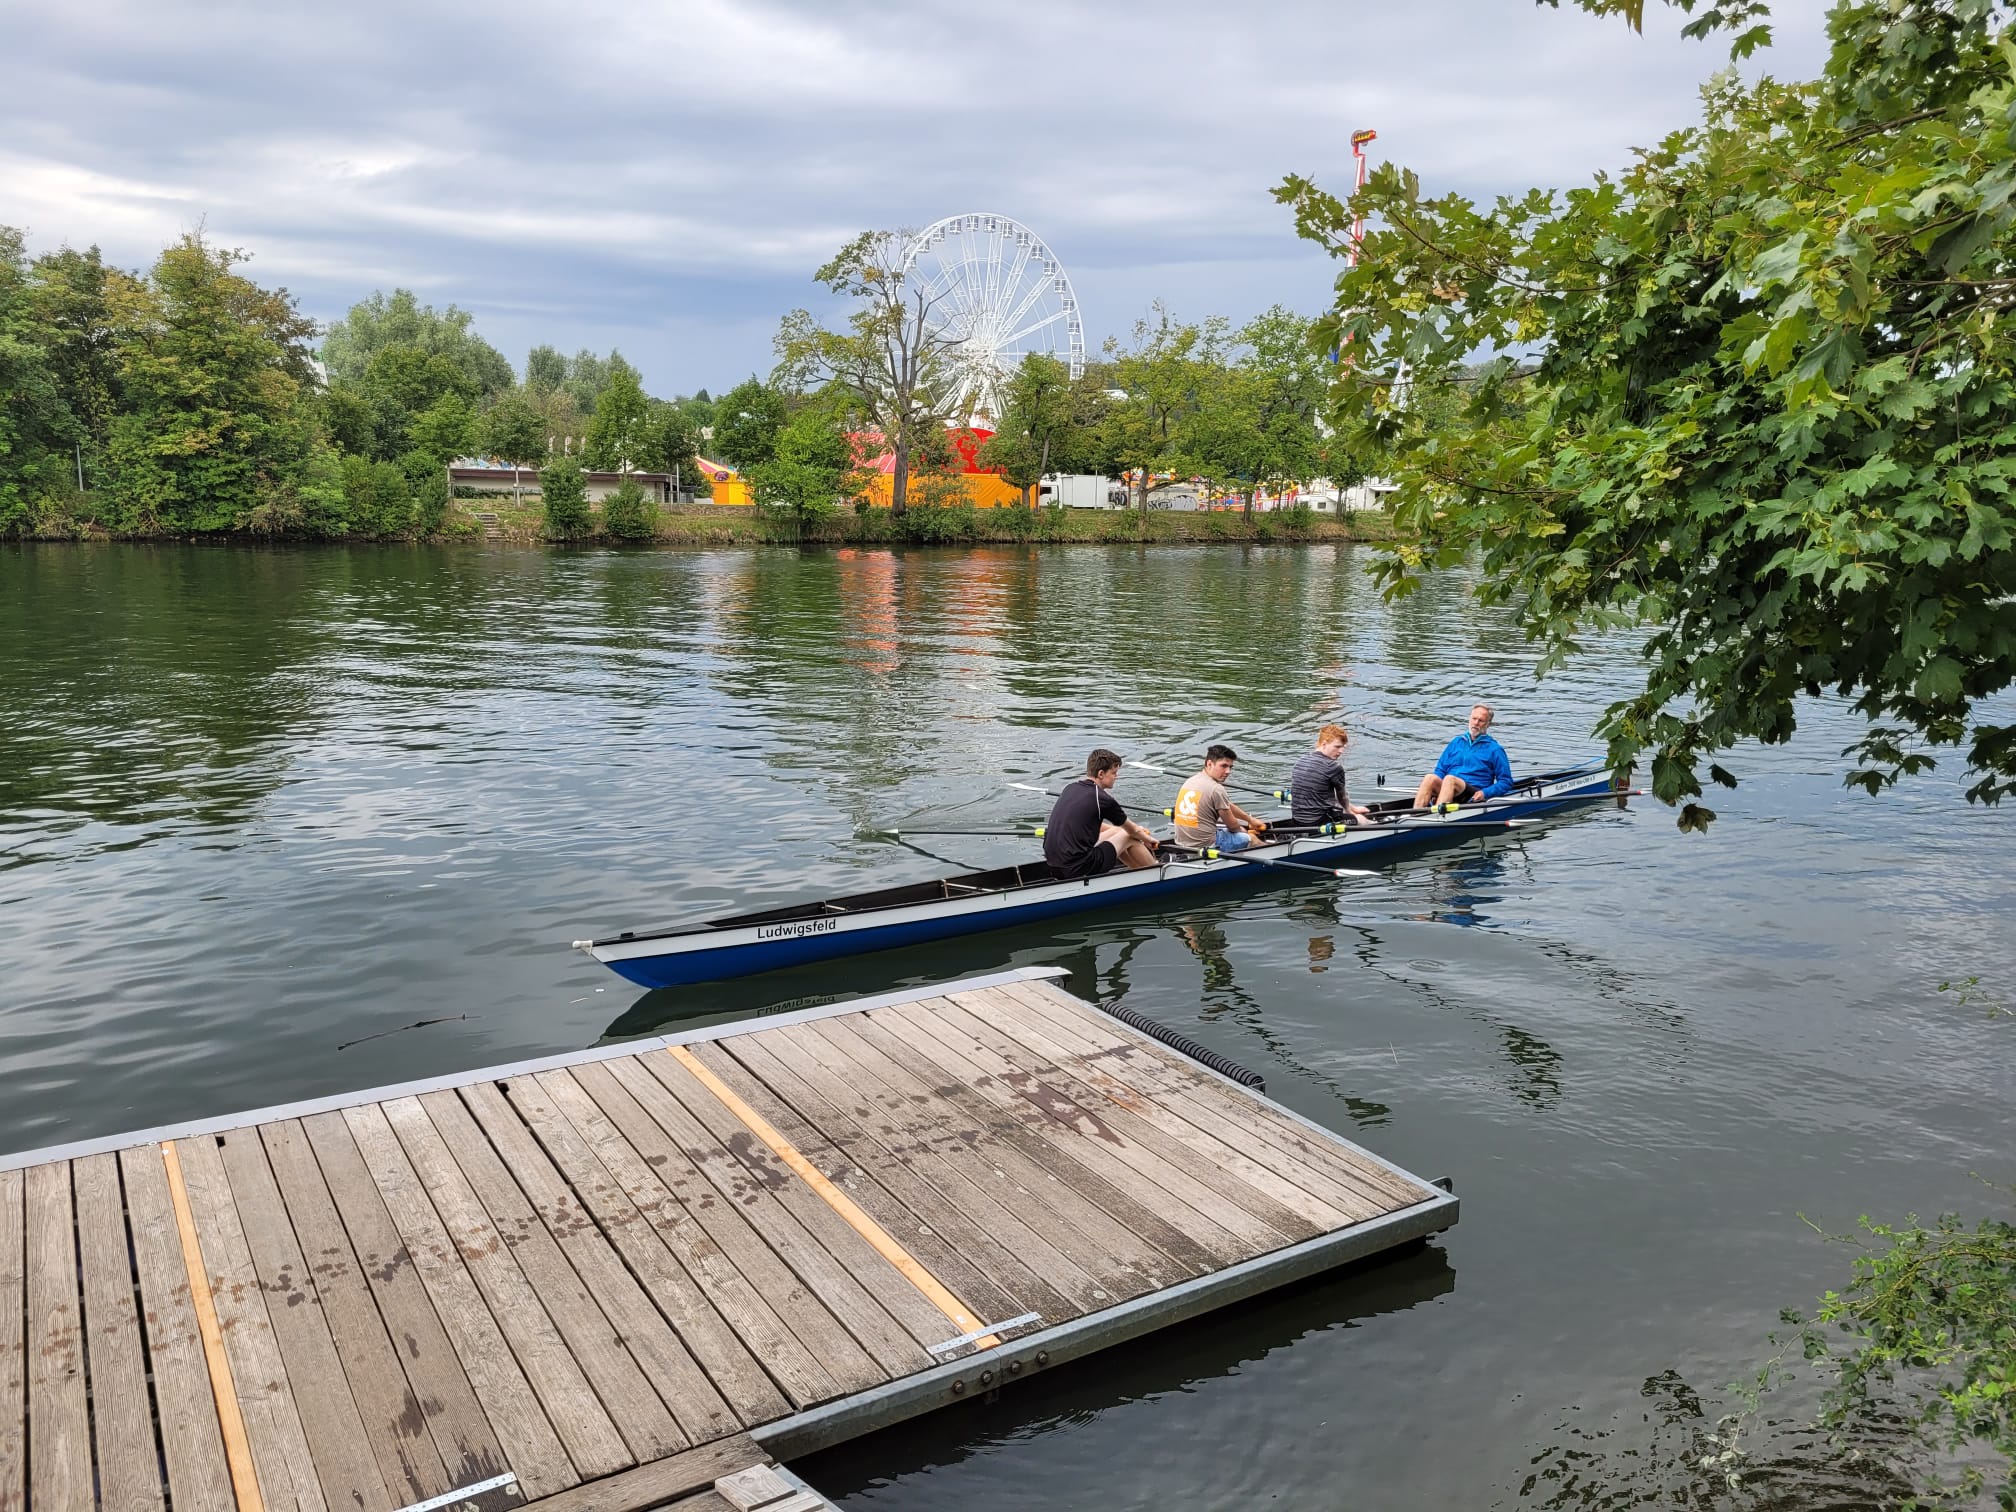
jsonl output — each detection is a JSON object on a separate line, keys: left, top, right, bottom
{"left": 0, "top": 967, "right": 1456, "bottom": 1511}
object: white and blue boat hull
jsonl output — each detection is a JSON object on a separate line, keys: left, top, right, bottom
{"left": 579, "top": 767, "right": 1626, "bottom": 989}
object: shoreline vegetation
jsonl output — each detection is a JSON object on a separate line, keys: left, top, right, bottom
{"left": 10, "top": 498, "right": 1399, "bottom": 548}
{"left": 3, "top": 223, "right": 1363, "bottom": 549}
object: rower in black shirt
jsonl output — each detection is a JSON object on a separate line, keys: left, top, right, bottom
{"left": 1044, "top": 748, "right": 1162, "bottom": 877}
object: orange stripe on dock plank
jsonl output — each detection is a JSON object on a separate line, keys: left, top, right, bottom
{"left": 160, "top": 1140, "right": 265, "bottom": 1512}
{"left": 664, "top": 1044, "right": 1000, "bottom": 1349}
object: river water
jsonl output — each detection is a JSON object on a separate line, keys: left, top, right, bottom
{"left": 3, "top": 541, "right": 2011, "bottom": 1508}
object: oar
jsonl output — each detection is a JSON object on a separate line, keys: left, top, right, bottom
{"left": 1353, "top": 787, "right": 1644, "bottom": 826}
{"left": 1197, "top": 847, "right": 1377, "bottom": 879}
{"left": 860, "top": 825, "right": 1047, "bottom": 839}
{"left": 1007, "top": 781, "right": 1173, "bottom": 820}
{"left": 1127, "top": 760, "right": 1289, "bottom": 801}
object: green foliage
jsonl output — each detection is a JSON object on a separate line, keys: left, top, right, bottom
{"left": 992, "top": 501, "right": 1050, "bottom": 541}
{"left": 319, "top": 384, "right": 374, "bottom": 458}
{"left": 600, "top": 477, "right": 656, "bottom": 540}
{"left": 773, "top": 230, "right": 960, "bottom": 514}
{"left": 406, "top": 392, "right": 476, "bottom": 465}
{"left": 750, "top": 406, "right": 860, "bottom": 528}
{"left": 339, "top": 454, "right": 413, "bottom": 539}
{"left": 25, "top": 244, "right": 123, "bottom": 491}
{"left": 636, "top": 402, "right": 700, "bottom": 482}
{"left": 1277, "top": 0, "right": 2016, "bottom": 826}
{"left": 320, "top": 288, "right": 513, "bottom": 396}
{"left": 1223, "top": 305, "right": 1326, "bottom": 511}
{"left": 1790, "top": 1205, "right": 2016, "bottom": 1507}
{"left": 244, "top": 439, "right": 346, "bottom": 537}
{"left": 0, "top": 226, "right": 74, "bottom": 532}
{"left": 562, "top": 348, "right": 614, "bottom": 417}
{"left": 524, "top": 344, "right": 567, "bottom": 393}
{"left": 539, "top": 454, "right": 591, "bottom": 540}
{"left": 978, "top": 353, "right": 1111, "bottom": 500}
{"left": 478, "top": 389, "right": 547, "bottom": 468}
{"left": 895, "top": 502, "right": 980, "bottom": 543}
{"left": 103, "top": 233, "right": 319, "bottom": 536}
{"left": 358, "top": 345, "right": 475, "bottom": 459}
{"left": 582, "top": 358, "right": 650, "bottom": 472}
{"left": 711, "top": 377, "right": 788, "bottom": 470}
{"left": 676, "top": 389, "right": 716, "bottom": 428}
{"left": 1099, "top": 304, "right": 1236, "bottom": 510}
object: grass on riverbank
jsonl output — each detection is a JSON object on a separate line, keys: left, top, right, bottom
{"left": 486, "top": 501, "right": 1401, "bottom": 546}
{"left": 8, "top": 495, "right": 1401, "bottom": 546}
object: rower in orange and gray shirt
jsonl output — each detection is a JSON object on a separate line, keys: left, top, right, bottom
{"left": 1172, "top": 744, "right": 1269, "bottom": 852}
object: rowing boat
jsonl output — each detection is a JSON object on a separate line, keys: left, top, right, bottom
{"left": 576, "top": 764, "right": 1630, "bottom": 989}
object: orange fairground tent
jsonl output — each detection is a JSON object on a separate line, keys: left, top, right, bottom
{"left": 694, "top": 456, "right": 753, "bottom": 506}
{"left": 851, "top": 428, "right": 1024, "bottom": 509}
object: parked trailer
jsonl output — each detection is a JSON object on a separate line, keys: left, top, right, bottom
{"left": 1038, "top": 473, "right": 1129, "bottom": 509}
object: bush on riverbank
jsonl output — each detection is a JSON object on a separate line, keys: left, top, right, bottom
{"left": 599, "top": 478, "right": 656, "bottom": 541}
{"left": 540, "top": 458, "right": 590, "bottom": 540}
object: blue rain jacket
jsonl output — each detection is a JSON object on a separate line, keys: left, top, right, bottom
{"left": 1433, "top": 731, "right": 1513, "bottom": 798}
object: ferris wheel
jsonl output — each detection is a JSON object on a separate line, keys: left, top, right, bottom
{"left": 899, "top": 213, "right": 1086, "bottom": 423}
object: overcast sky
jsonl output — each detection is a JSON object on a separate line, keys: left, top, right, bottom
{"left": 2, "top": 0, "right": 1829, "bottom": 396}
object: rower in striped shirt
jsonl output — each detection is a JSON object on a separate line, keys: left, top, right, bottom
{"left": 1289, "top": 724, "right": 1373, "bottom": 828}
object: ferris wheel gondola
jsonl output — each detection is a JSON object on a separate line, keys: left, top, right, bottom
{"left": 899, "top": 213, "right": 1086, "bottom": 424}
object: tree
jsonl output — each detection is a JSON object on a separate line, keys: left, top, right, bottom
{"left": 524, "top": 343, "right": 567, "bottom": 393}
{"left": 479, "top": 389, "right": 547, "bottom": 504}
{"left": 320, "top": 288, "right": 513, "bottom": 396}
{"left": 408, "top": 456, "right": 450, "bottom": 535}
{"left": 636, "top": 402, "right": 700, "bottom": 491}
{"left": 361, "top": 345, "right": 473, "bottom": 418}
{"left": 540, "top": 454, "right": 590, "bottom": 540}
{"left": 1276, "top": 0, "right": 2016, "bottom": 829}
{"left": 1100, "top": 304, "right": 1233, "bottom": 513}
{"left": 710, "top": 377, "right": 788, "bottom": 471}
{"left": 681, "top": 388, "right": 716, "bottom": 428}
{"left": 319, "top": 384, "right": 374, "bottom": 458}
{"left": 582, "top": 357, "right": 649, "bottom": 474}
{"left": 774, "top": 230, "right": 958, "bottom": 515}
{"left": 527, "top": 385, "right": 582, "bottom": 459}
{"left": 1224, "top": 305, "right": 1324, "bottom": 515}
{"left": 245, "top": 435, "right": 345, "bottom": 537}
{"left": 979, "top": 354, "right": 1081, "bottom": 505}
{"left": 0, "top": 227, "right": 73, "bottom": 530}
{"left": 26, "top": 244, "right": 126, "bottom": 492}
{"left": 751, "top": 405, "right": 861, "bottom": 530}
{"left": 104, "top": 232, "right": 320, "bottom": 535}
{"left": 600, "top": 477, "right": 656, "bottom": 541}
{"left": 406, "top": 392, "right": 476, "bottom": 466}
{"left": 563, "top": 348, "right": 612, "bottom": 417}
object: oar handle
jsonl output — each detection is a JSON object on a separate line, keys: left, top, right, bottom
{"left": 1201, "top": 847, "right": 1358, "bottom": 879}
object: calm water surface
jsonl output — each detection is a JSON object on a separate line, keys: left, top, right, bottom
{"left": 3, "top": 542, "right": 2011, "bottom": 1509}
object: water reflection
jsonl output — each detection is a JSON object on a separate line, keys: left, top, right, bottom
{"left": 796, "top": 1241, "right": 1457, "bottom": 1496}
{"left": 0, "top": 546, "right": 332, "bottom": 851}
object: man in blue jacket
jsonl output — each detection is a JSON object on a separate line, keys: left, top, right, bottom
{"left": 1414, "top": 704, "right": 1513, "bottom": 809}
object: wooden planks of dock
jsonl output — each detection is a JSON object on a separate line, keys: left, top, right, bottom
{"left": 0, "top": 967, "right": 1455, "bottom": 1511}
